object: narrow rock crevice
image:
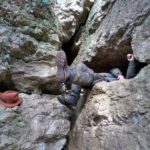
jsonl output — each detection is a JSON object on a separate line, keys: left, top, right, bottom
{"left": 62, "top": 24, "right": 85, "bottom": 65}
{"left": 62, "top": 2, "right": 95, "bottom": 65}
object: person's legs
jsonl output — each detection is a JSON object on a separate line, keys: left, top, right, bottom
{"left": 55, "top": 51, "right": 127, "bottom": 85}
{"left": 58, "top": 84, "right": 81, "bottom": 106}
{"left": 126, "top": 54, "right": 137, "bottom": 79}
{"left": 70, "top": 62, "right": 95, "bottom": 87}
{"left": 55, "top": 50, "right": 93, "bottom": 106}
{"left": 55, "top": 50, "right": 96, "bottom": 86}
{"left": 93, "top": 73, "right": 113, "bottom": 84}
{"left": 55, "top": 50, "right": 107, "bottom": 107}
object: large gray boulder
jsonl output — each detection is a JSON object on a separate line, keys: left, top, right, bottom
{"left": 0, "top": 93, "right": 71, "bottom": 150}
{"left": 74, "top": 0, "right": 150, "bottom": 71}
{"left": 68, "top": 0, "right": 150, "bottom": 149}
{"left": 69, "top": 65, "right": 150, "bottom": 150}
{"left": 10, "top": 51, "right": 60, "bottom": 94}
{"left": 132, "top": 15, "right": 150, "bottom": 63}
{"left": 0, "top": 0, "right": 61, "bottom": 93}
{"left": 53, "top": 0, "right": 94, "bottom": 42}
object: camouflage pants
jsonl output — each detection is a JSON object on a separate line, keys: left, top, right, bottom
{"left": 69, "top": 62, "right": 94, "bottom": 87}
{"left": 69, "top": 62, "right": 108, "bottom": 87}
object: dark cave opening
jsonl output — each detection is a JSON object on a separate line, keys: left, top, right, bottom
{"left": 0, "top": 81, "right": 15, "bottom": 92}
{"left": 0, "top": 74, "right": 17, "bottom": 92}
{"left": 62, "top": 38, "right": 75, "bottom": 66}
{"left": 62, "top": 23, "right": 85, "bottom": 66}
{"left": 62, "top": 8, "right": 90, "bottom": 66}
{"left": 62, "top": 34, "right": 147, "bottom": 81}
{"left": 86, "top": 56, "right": 147, "bottom": 80}
{"left": 0, "top": 82, "right": 10, "bottom": 92}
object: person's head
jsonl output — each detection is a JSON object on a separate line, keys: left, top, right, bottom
{"left": 110, "top": 68, "right": 122, "bottom": 77}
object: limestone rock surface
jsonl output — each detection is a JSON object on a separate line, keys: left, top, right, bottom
{"left": 0, "top": 0, "right": 95, "bottom": 93}
{"left": 0, "top": 93, "right": 70, "bottom": 150}
{"left": 74, "top": 0, "right": 150, "bottom": 71}
{"left": 132, "top": 15, "right": 150, "bottom": 63}
{"left": 0, "top": 0, "right": 61, "bottom": 93}
{"left": 10, "top": 51, "right": 59, "bottom": 94}
{"left": 0, "top": 0, "right": 150, "bottom": 150}
{"left": 69, "top": 65, "right": 150, "bottom": 150}
{"left": 53, "top": 0, "right": 94, "bottom": 42}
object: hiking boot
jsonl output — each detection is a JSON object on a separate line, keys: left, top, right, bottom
{"left": 55, "top": 50, "right": 68, "bottom": 83}
{"left": 58, "top": 84, "right": 81, "bottom": 107}
{"left": 58, "top": 94, "right": 78, "bottom": 107}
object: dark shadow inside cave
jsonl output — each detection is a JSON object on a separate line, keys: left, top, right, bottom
{"left": 62, "top": 24, "right": 84, "bottom": 66}
{"left": 0, "top": 82, "right": 10, "bottom": 92}
{"left": 0, "top": 73, "right": 17, "bottom": 92}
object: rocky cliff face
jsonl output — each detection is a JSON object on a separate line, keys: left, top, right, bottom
{"left": 0, "top": 94, "right": 71, "bottom": 150}
{"left": 68, "top": 0, "right": 150, "bottom": 149}
{"left": 69, "top": 65, "right": 150, "bottom": 150}
{"left": 74, "top": 0, "right": 150, "bottom": 71}
{"left": 0, "top": 0, "right": 150, "bottom": 150}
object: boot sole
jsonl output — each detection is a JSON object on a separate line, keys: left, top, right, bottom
{"left": 55, "top": 50, "right": 67, "bottom": 82}
{"left": 58, "top": 96, "right": 75, "bottom": 110}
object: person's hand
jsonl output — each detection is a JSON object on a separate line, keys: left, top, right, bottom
{"left": 117, "top": 75, "right": 125, "bottom": 80}
{"left": 127, "top": 54, "right": 134, "bottom": 61}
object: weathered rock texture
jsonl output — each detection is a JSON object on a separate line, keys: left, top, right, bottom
{"left": 69, "top": 65, "right": 150, "bottom": 150}
{"left": 0, "top": 0, "right": 96, "bottom": 149}
{"left": 74, "top": 0, "right": 150, "bottom": 71}
{"left": 0, "top": 93, "right": 71, "bottom": 150}
{"left": 68, "top": 1, "right": 150, "bottom": 148}
{"left": 53, "top": 0, "right": 94, "bottom": 42}
{"left": 0, "top": 0, "right": 60, "bottom": 93}
{"left": 132, "top": 15, "right": 150, "bottom": 63}
{"left": 0, "top": 0, "right": 91, "bottom": 149}
{"left": 0, "top": 0, "right": 94, "bottom": 93}
{"left": 0, "top": 0, "right": 150, "bottom": 150}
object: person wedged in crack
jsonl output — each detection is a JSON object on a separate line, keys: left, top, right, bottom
{"left": 55, "top": 50, "right": 141, "bottom": 108}
{"left": 55, "top": 50, "right": 110, "bottom": 107}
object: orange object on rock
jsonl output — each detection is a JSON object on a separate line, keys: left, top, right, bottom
{"left": 0, "top": 90, "right": 22, "bottom": 108}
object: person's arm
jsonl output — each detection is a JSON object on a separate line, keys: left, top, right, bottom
{"left": 105, "top": 76, "right": 118, "bottom": 82}
{"left": 126, "top": 60, "right": 138, "bottom": 79}
{"left": 103, "top": 73, "right": 118, "bottom": 82}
